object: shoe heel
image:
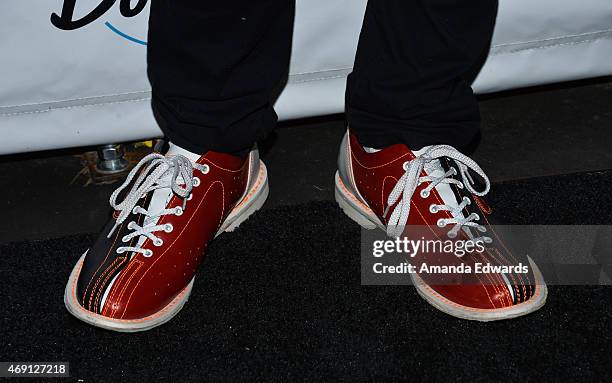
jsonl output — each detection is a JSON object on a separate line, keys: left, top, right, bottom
{"left": 219, "top": 162, "right": 269, "bottom": 235}
{"left": 334, "top": 171, "right": 378, "bottom": 230}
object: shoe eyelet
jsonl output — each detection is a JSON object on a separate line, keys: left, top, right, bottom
{"left": 175, "top": 206, "right": 184, "bottom": 216}
{"left": 121, "top": 235, "right": 129, "bottom": 243}
{"left": 153, "top": 238, "right": 164, "bottom": 247}
{"left": 132, "top": 206, "right": 140, "bottom": 215}
{"left": 127, "top": 221, "right": 136, "bottom": 230}
{"left": 472, "top": 213, "right": 481, "bottom": 221}
{"left": 447, "top": 231, "right": 457, "bottom": 239}
{"left": 187, "top": 194, "right": 193, "bottom": 201}
{"left": 116, "top": 247, "right": 125, "bottom": 254}
{"left": 450, "top": 167, "right": 458, "bottom": 176}
{"left": 464, "top": 197, "right": 471, "bottom": 205}
{"left": 193, "top": 177, "right": 201, "bottom": 187}
{"left": 484, "top": 237, "right": 493, "bottom": 244}
{"left": 202, "top": 165, "right": 210, "bottom": 174}
{"left": 436, "top": 218, "right": 446, "bottom": 228}
{"left": 457, "top": 183, "right": 465, "bottom": 189}
{"left": 402, "top": 161, "right": 410, "bottom": 171}
{"left": 429, "top": 205, "right": 438, "bottom": 214}
{"left": 143, "top": 249, "right": 153, "bottom": 258}
{"left": 164, "top": 223, "right": 174, "bottom": 233}
{"left": 420, "top": 189, "right": 430, "bottom": 199}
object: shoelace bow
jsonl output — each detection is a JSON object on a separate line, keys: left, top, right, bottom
{"left": 107, "top": 153, "right": 208, "bottom": 257}
{"left": 385, "top": 145, "right": 492, "bottom": 243}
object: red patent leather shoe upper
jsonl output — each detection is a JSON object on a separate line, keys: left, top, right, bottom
{"left": 77, "top": 150, "right": 250, "bottom": 319}
{"left": 344, "top": 132, "right": 536, "bottom": 309}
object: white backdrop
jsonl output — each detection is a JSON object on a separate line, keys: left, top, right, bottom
{"left": 1, "top": 0, "right": 612, "bottom": 154}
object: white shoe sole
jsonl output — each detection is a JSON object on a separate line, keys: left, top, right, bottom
{"left": 64, "top": 162, "right": 269, "bottom": 332}
{"left": 334, "top": 171, "right": 547, "bottom": 321}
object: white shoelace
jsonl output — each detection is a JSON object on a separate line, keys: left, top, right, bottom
{"left": 385, "top": 145, "right": 492, "bottom": 243}
{"left": 107, "top": 153, "right": 209, "bottom": 257}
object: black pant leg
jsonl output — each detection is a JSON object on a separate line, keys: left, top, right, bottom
{"left": 147, "top": 1, "right": 295, "bottom": 155}
{"left": 346, "top": 0, "right": 498, "bottom": 151}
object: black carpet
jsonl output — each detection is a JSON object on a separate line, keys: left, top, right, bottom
{"left": 1, "top": 171, "right": 612, "bottom": 382}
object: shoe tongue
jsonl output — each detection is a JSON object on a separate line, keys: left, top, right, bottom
{"left": 412, "top": 146, "right": 465, "bottom": 219}
{"left": 166, "top": 142, "right": 202, "bottom": 162}
{"left": 134, "top": 144, "right": 201, "bottom": 248}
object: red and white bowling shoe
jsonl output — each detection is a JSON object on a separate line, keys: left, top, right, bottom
{"left": 336, "top": 130, "right": 547, "bottom": 321}
{"left": 65, "top": 143, "right": 268, "bottom": 331}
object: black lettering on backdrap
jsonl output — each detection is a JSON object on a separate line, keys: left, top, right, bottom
{"left": 51, "top": 0, "right": 148, "bottom": 31}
